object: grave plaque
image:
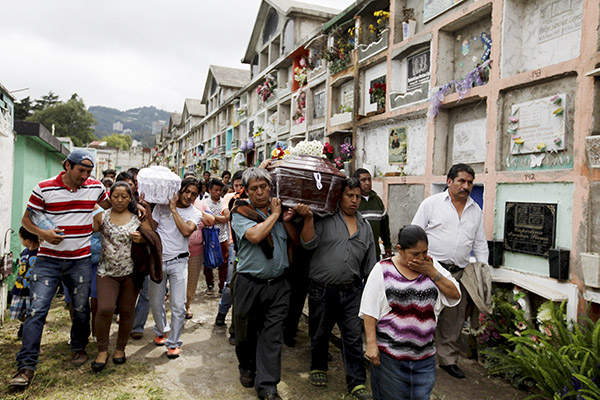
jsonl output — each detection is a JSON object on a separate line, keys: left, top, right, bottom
{"left": 504, "top": 202, "right": 557, "bottom": 257}
{"left": 407, "top": 50, "right": 431, "bottom": 92}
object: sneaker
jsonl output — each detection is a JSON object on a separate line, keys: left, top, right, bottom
{"left": 130, "top": 331, "right": 143, "bottom": 340}
{"left": 8, "top": 369, "right": 35, "bottom": 387}
{"left": 205, "top": 285, "right": 214, "bottom": 295}
{"left": 167, "top": 347, "right": 181, "bottom": 359}
{"left": 215, "top": 312, "right": 226, "bottom": 326}
{"left": 309, "top": 370, "right": 327, "bottom": 387}
{"left": 154, "top": 334, "right": 167, "bottom": 346}
{"left": 350, "top": 384, "right": 372, "bottom": 400}
{"left": 239, "top": 369, "right": 255, "bottom": 387}
{"left": 71, "top": 350, "right": 88, "bottom": 366}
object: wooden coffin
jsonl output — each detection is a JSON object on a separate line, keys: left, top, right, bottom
{"left": 268, "top": 155, "right": 347, "bottom": 216}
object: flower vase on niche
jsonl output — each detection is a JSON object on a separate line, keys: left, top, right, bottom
{"left": 343, "top": 161, "right": 351, "bottom": 177}
{"left": 402, "top": 20, "right": 416, "bottom": 40}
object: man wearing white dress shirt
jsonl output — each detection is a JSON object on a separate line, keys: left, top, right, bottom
{"left": 411, "top": 163, "right": 488, "bottom": 379}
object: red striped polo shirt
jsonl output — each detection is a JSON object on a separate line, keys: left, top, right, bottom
{"left": 28, "top": 171, "right": 108, "bottom": 260}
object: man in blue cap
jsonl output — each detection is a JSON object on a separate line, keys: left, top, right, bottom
{"left": 9, "top": 149, "right": 111, "bottom": 388}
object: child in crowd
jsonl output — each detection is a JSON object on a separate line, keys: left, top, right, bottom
{"left": 10, "top": 227, "right": 39, "bottom": 338}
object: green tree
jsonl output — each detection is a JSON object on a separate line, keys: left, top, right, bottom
{"left": 104, "top": 133, "right": 132, "bottom": 150}
{"left": 14, "top": 96, "right": 33, "bottom": 120}
{"left": 33, "top": 91, "right": 60, "bottom": 111}
{"left": 27, "top": 94, "right": 97, "bottom": 146}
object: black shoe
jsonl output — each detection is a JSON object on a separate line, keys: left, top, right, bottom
{"left": 239, "top": 369, "right": 255, "bottom": 387}
{"left": 229, "top": 333, "right": 236, "bottom": 346}
{"left": 112, "top": 355, "right": 126, "bottom": 365}
{"left": 259, "top": 392, "right": 282, "bottom": 400}
{"left": 215, "top": 312, "right": 226, "bottom": 326}
{"left": 17, "top": 324, "right": 23, "bottom": 338}
{"left": 440, "top": 364, "right": 465, "bottom": 379}
{"left": 91, "top": 361, "right": 106, "bottom": 373}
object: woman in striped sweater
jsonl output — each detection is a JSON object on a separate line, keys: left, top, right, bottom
{"left": 359, "top": 225, "right": 461, "bottom": 400}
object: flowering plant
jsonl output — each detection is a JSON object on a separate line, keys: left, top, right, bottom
{"left": 321, "top": 27, "right": 354, "bottom": 75}
{"left": 366, "top": 10, "right": 390, "bottom": 40}
{"left": 256, "top": 73, "right": 277, "bottom": 102}
{"left": 340, "top": 142, "right": 355, "bottom": 161}
{"left": 323, "top": 142, "right": 334, "bottom": 161}
{"left": 293, "top": 90, "right": 306, "bottom": 125}
{"left": 294, "top": 57, "right": 308, "bottom": 87}
{"left": 369, "top": 82, "right": 386, "bottom": 109}
{"left": 254, "top": 126, "right": 264, "bottom": 138}
{"left": 288, "top": 140, "right": 325, "bottom": 157}
{"left": 271, "top": 141, "right": 290, "bottom": 160}
{"left": 339, "top": 103, "right": 353, "bottom": 113}
{"left": 334, "top": 156, "right": 344, "bottom": 169}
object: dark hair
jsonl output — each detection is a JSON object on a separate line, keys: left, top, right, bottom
{"left": 180, "top": 177, "right": 201, "bottom": 194}
{"left": 101, "top": 177, "right": 114, "bottom": 185}
{"left": 103, "top": 169, "right": 117, "bottom": 177}
{"left": 109, "top": 182, "right": 138, "bottom": 213}
{"left": 447, "top": 163, "right": 475, "bottom": 181}
{"left": 115, "top": 171, "right": 134, "bottom": 183}
{"left": 223, "top": 184, "right": 233, "bottom": 194}
{"left": 127, "top": 167, "right": 139, "bottom": 176}
{"left": 397, "top": 225, "right": 428, "bottom": 250}
{"left": 183, "top": 171, "right": 197, "bottom": 178}
{"left": 341, "top": 177, "right": 361, "bottom": 192}
{"left": 202, "top": 171, "right": 210, "bottom": 177}
{"left": 221, "top": 170, "right": 231, "bottom": 178}
{"left": 232, "top": 170, "right": 244, "bottom": 182}
{"left": 209, "top": 178, "right": 224, "bottom": 190}
{"left": 19, "top": 226, "right": 38, "bottom": 243}
{"left": 353, "top": 168, "right": 371, "bottom": 179}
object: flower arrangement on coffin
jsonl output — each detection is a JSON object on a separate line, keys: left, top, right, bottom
{"left": 256, "top": 73, "right": 277, "bottom": 102}
{"left": 369, "top": 82, "right": 386, "bottom": 110}
{"left": 271, "top": 141, "right": 290, "bottom": 160}
{"left": 288, "top": 140, "right": 325, "bottom": 158}
{"left": 340, "top": 142, "right": 355, "bottom": 161}
{"left": 294, "top": 58, "right": 308, "bottom": 87}
{"left": 323, "top": 142, "right": 334, "bottom": 161}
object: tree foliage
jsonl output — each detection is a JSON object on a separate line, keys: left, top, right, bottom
{"left": 104, "top": 133, "right": 132, "bottom": 150}
{"left": 33, "top": 91, "right": 60, "bottom": 111}
{"left": 27, "top": 94, "right": 97, "bottom": 146}
{"left": 14, "top": 96, "right": 33, "bottom": 121}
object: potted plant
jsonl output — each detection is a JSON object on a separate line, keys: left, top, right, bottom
{"left": 401, "top": 7, "right": 416, "bottom": 40}
{"left": 369, "top": 82, "right": 386, "bottom": 111}
{"left": 340, "top": 142, "right": 355, "bottom": 176}
{"left": 256, "top": 73, "right": 277, "bottom": 102}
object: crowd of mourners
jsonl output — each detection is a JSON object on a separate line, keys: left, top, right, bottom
{"left": 7, "top": 148, "right": 489, "bottom": 400}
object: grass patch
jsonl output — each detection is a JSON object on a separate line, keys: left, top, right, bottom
{"left": 0, "top": 297, "right": 163, "bottom": 399}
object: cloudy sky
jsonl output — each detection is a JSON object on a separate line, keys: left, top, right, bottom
{"left": 2, "top": 0, "right": 351, "bottom": 113}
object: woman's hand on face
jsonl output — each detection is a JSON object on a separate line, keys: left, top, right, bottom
{"left": 407, "top": 256, "right": 435, "bottom": 275}
{"left": 365, "top": 343, "right": 380, "bottom": 366}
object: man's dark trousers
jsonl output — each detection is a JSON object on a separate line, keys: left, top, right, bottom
{"left": 234, "top": 273, "right": 290, "bottom": 397}
{"left": 308, "top": 281, "right": 366, "bottom": 392}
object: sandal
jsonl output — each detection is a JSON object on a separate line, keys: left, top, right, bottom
{"left": 185, "top": 312, "right": 193, "bottom": 320}
{"left": 309, "top": 370, "right": 327, "bottom": 387}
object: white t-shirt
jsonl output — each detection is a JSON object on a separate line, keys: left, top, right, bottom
{"left": 152, "top": 204, "right": 203, "bottom": 261}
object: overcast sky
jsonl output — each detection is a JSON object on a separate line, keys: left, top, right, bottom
{"left": 2, "top": 0, "right": 351, "bottom": 113}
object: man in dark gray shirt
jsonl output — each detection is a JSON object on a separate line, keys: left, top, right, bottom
{"left": 299, "top": 178, "right": 376, "bottom": 400}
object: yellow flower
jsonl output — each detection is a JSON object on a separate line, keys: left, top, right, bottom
{"left": 369, "top": 24, "right": 375, "bottom": 33}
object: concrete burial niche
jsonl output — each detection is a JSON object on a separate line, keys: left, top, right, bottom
{"left": 590, "top": 182, "right": 600, "bottom": 254}
{"left": 432, "top": 99, "right": 487, "bottom": 176}
{"left": 393, "top": 0, "right": 425, "bottom": 44}
{"left": 387, "top": 184, "right": 425, "bottom": 245}
{"left": 437, "top": 4, "right": 492, "bottom": 85}
{"left": 498, "top": 75, "right": 576, "bottom": 171}
{"left": 390, "top": 40, "right": 432, "bottom": 110}
{"left": 501, "top": 0, "right": 583, "bottom": 78}
{"left": 494, "top": 182, "right": 573, "bottom": 276}
{"left": 356, "top": 117, "right": 428, "bottom": 176}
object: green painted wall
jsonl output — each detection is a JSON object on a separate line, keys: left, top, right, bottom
{"left": 10, "top": 136, "right": 66, "bottom": 258}
{"left": 494, "top": 182, "right": 573, "bottom": 276}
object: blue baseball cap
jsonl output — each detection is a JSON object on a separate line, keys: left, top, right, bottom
{"left": 66, "top": 149, "right": 95, "bottom": 167}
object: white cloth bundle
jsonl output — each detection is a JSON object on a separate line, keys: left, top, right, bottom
{"left": 137, "top": 166, "right": 181, "bottom": 204}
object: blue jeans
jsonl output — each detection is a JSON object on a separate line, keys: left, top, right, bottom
{"left": 17, "top": 256, "right": 91, "bottom": 371}
{"left": 218, "top": 243, "right": 236, "bottom": 315}
{"left": 131, "top": 275, "right": 150, "bottom": 333}
{"left": 308, "top": 282, "right": 366, "bottom": 392}
{"left": 371, "top": 353, "right": 436, "bottom": 400}
{"left": 149, "top": 258, "right": 187, "bottom": 348}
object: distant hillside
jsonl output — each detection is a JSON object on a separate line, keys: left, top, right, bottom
{"left": 88, "top": 105, "right": 171, "bottom": 148}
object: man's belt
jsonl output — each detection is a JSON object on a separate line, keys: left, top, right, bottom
{"left": 439, "top": 262, "right": 461, "bottom": 273}
{"left": 239, "top": 273, "right": 285, "bottom": 286}
{"left": 165, "top": 252, "right": 189, "bottom": 263}
{"left": 310, "top": 279, "right": 360, "bottom": 291}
